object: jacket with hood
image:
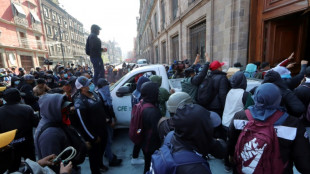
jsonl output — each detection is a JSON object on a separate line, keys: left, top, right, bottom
{"left": 294, "top": 81, "right": 310, "bottom": 126}
{"left": 228, "top": 83, "right": 310, "bottom": 174}
{"left": 262, "top": 71, "right": 305, "bottom": 117}
{"left": 171, "top": 104, "right": 227, "bottom": 174}
{"left": 131, "top": 76, "right": 150, "bottom": 107}
{"left": 150, "top": 75, "right": 170, "bottom": 116}
{"left": 222, "top": 71, "right": 254, "bottom": 127}
{"left": 244, "top": 63, "right": 257, "bottom": 78}
{"left": 85, "top": 32, "right": 102, "bottom": 58}
{"left": 181, "top": 62, "right": 210, "bottom": 102}
{"left": 74, "top": 91, "right": 107, "bottom": 143}
{"left": 140, "top": 82, "right": 162, "bottom": 154}
{"left": 205, "top": 70, "right": 230, "bottom": 115}
{"left": 34, "top": 94, "right": 70, "bottom": 172}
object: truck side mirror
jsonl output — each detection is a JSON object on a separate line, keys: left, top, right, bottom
{"left": 116, "top": 86, "right": 131, "bottom": 97}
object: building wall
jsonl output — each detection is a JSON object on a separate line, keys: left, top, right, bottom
{"left": 137, "top": 0, "right": 251, "bottom": 68}
{"left": 0, "top": 0, "right": 48, "bottom": 71}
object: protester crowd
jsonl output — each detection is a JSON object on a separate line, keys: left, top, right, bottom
{"left": 0, "top": 50, "right": 310, "bottom": 174}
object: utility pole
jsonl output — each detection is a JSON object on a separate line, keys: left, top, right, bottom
{"left": 58, "top": 22, "right": 65, "bottom": 65}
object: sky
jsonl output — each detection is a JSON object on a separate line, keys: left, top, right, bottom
{"left": 58, "top": 0, "right": 140, "bottom": 58}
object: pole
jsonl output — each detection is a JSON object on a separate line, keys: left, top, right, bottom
{"left": 58, "top": 22, "right": 65, "bottom": 65}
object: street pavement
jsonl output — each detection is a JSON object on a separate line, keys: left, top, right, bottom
{"left": 80, "top": 129, "right": 300, "bottom": 174}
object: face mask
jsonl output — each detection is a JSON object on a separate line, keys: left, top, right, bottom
{"left": 64, "top": 74, "right": 68, "bottom": 78}
{"left": 14, "top": 81, "right": 20, "bottom": 85}
{"left": 88, "top": 83, "right": 95, "bottom": 93}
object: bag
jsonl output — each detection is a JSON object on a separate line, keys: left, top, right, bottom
{"left": 197, "top": 75, "right": 214, "bottom": 107}
{"left": 147, "top": 131, "right": 211, "bottom": 174}
{"left": 37, "top": 123, "right": 87, "bottom": 165}
{"left": 129, "top": 100, "right": 154, "bottom": 145}
{"left": 234, "top": 110, "right": 285, "bottom": 174}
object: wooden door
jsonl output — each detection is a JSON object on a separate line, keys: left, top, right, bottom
{"left": 20, "top": 55, "right": 33, "bottom": 72}
{"left": 263, "top": 13, "right": 307, "bottom": 73}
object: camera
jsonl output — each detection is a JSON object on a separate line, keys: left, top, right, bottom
{"left": 44, "top": 58, "right": 53, "bottom": 65}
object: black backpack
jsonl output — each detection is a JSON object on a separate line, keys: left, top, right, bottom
{"left": 37, "top": 122, "right": 87, "bottom": 165}
{"left": 197, "top": 75, "right": 215, "bottom": 107}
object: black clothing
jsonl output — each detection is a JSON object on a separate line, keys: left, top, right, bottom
{"left": 205, "top": 70, "right": 230, "bottom": 116}
{"left": 0, "top": 103, "right": 38, "bottom": 171}
{"left": 20, "top": 83, "right": 39, "bottom": 111}
{"left": 294, "top": 83, "right": 310, "bottom": 126}
{"left": 283, "top": 64, "right": 307, "bottom": 90}
{"left": 86, "top": 33, "right": 102, "bottom": 58}
{"left": 263, "top": 71, "right": 305, "bottom": 117}
{"left": 228, "top": 111, "right": 310, "bottom": 174}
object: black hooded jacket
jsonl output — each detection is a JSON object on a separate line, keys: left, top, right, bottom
{"left": 283, "top": 64, "right": 307, "bottom": 90}
{"left": 229, "top": 71, "right": 251, "bottom": 106}
{"left": 85, "top": 32, "right": 102, "bottom": 58}
{"left": 294, "top": 82, "right": 310, "bottom": 126}
{"left": 263, "top": 71, "right": 305, "bottom": 117}
{"left": 171, "top": 104, "right": 227, "bottom": 174}
{"left": 140, "top": 82, "right": 162, "bottom": 154}
{"left": 205, "top": 70, "right": 230, "bottom": 115}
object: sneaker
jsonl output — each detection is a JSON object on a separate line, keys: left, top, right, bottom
{"left": 131, "top": 158, "right": 145, "bottom": 165}
{"left": 224, "top": 165, "right": 232, "bottom": 173}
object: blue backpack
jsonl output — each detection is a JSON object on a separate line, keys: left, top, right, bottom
{"left": 147, "top": 131, "right": 212, "bottom": 174}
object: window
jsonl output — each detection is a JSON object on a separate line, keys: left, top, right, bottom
{"left": 50, "top": 46, "right": 54, "bottom": 53}
{"left": 161, "top": 1, "right": 165, "bottom": 30}
{"left": 8, "top": 53, "right": 17, "bottom": 66}
{"left": 54, "top": 27, "right": 58, "bottom": 37}
{"left": 43, "top": 7, "right": 49, "bottom": 18}
{"left": 172, "top": 0, "right": 178, "bottom": 20}
{"left": 36, "top": 36, "right": 42, "bottom": 49}
{"left": 65, "top": 33, "right": 69, "bottom": 41}
{"left": 58, "top": 16, "right": 62, "bottom": 25}
{"left": 30, "top": 11, "right": 41, "bottom": 23}
{"left": 154, "top": 13, "right": 158, "bottom": 36}
{"left": 162, "top": 41, "right": 167, "bottom": 63}
{"left": 52, "top": 11, "right": 56, "bottom": 21}
{"left": 172, "top": 35, "right": 179, "bottom": 62}
{"left": 19, "top": 32, "right": 28, "bottom": 48}
{"left": 46, "top": 25, "right": 52, "bottom": 36}
{"left": 155, "top": 46, "right": 159, "bottom": 63}
{"left": 12, "top": 3, "right": 26, "bottom": 17}
{"left": 189, "top": 22, "right": 206, "bottom": 63}
{"left": 71, "top": 32, "right": 74, "bottom": 40}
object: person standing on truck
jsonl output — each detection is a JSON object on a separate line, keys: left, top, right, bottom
{"left": 181, "top": 53, "right": 210, "bottom": 103}
{"left": 85, "top": 24, "right": 107, "bottom": 86}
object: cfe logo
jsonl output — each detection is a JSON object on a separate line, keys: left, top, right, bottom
{"left": 117, "top": 106, "right": 132, "bottom": 112}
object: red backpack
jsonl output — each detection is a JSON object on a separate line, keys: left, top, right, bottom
{"left": 129, "top": 100, "right": 154, "bottom": 145}
{"left": 234, "top": 109, "right": 285, "bottom": 174}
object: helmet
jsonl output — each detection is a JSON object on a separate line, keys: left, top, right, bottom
{"left": 167, "top": 92, "right": 193, "bottom": 114}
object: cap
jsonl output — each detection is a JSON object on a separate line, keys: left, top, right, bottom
{"left": 0, "top": 129, "right": 17, "bottom": 148}
{"left": 75, "top": 76, "right": 91, "bottom": 89}
{"left": 233, "top": 62, "right": 243, "bottom": 68}
{"left": 24, "top": 74, "right": 34, "bottom": 81}
{"left": 167, "top": 92, "right": 193, "bottom": 114}
{"left": 97, "top": 78, "right": 109, "bottom": 88}
{"left": 210, "top": 61, "right": 225, "bottom": 71}
{"left": 58, "top": 80, "right": 70, "bottom": 87}
{"left": 184, "top": 68, "right": 195, "bottom": 77}
{"left": 18, "top": 67, "right": 24, "bottom": 72}
{"left": 0, "top": 68, "right": 6, "bottom": 73}
{"left": 3, "top": 88, "right": 21, "bottom": 104}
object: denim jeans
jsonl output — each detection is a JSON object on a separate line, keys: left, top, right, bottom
{"left": 90, "top": 57, "right": 105, "bottom": 85}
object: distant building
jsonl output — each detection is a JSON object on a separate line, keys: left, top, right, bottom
{"left": 103, "top": 40, "right": 122, "bottom": 64}
{"left": 40, "top": 0, "right": 87, "bottom": 67}
{"left": 0, "top": 0, "right": 48, "bottom": 72}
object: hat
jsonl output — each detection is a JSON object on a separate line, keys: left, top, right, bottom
{"left": 97, "top": 78, "right": 109, "bottom": 88}
{"left": 3, "top": 88, "right": 21, "bottom": 104}
{"left": 0, "top": 129, "right": 17, "bottom": 148}
{"left": 210, "top": 61, "right": 225, "bottom": 71}
{"left": 184, "top": 68, "right": 195, "bottom": 77}
{"left": 167, "top": 92, "right": 193, "bottom": 114}
{"left": 233, "top": 62, "right": 243, "bottom": 68}
{"left": 24, "top": 74, "right": 34, "bottom": 81}
{"left": 59, "top": 70, "right": 65, "bottom": 75}
{"left": 58, "top": 80, "right": 70, "bottom": 87}
{"left": 75, "top": 76, "right": 91, "bottom": 89}
{"left": 18, "top": 67, "right": 24, "bottom": 72}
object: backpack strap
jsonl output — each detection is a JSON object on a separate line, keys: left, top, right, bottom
{"left": 245, "top": 109, "right": 283, "bottom": 125}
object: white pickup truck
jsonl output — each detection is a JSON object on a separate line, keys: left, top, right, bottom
{"left": 110, "top": 64, "right": 261, "bottom": 128}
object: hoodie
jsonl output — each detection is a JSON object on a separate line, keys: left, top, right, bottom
{"left": 244, "top": 63, "right": 257, "bottom": 78}
{"left": 150, "top": 75, "right": 170, "bottom": 116}
{"left": 222, "top": 72, "right": 253, "bottom": 127}
{"left": 263, "top": 71, "right": 305, "bottom": 117}
{"left": 131, "top": 76, "right": 150, "bottom": 106}
{"left": 34, "top": 94, "right": 69, "bottom": 160}
{"left": 85, "top": 32, "right": 102, "bottom": 58}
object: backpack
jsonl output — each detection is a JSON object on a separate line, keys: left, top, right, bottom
{"left": 234, "top": 110, "right": 285, "bottom": 174}
{"left": 129, "top": 100, "right": 155, "bottom": 145}
{"left": 37, "top": 122, "right": 87, "bottom": 165}
{"left": 146, "top": 131, "right": 211, "bottom": 174}
{"left": 197, "top": 75, "right": 215, "bottom": 107}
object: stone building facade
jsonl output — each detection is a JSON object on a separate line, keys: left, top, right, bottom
{"left": 0, "top": 0, "right": 48, "bottom": 72}
{"left": 136, "top": 0, "right": 251, "bottom": 68}
{"left": 40, "top": 0, "right": 87, "bottom": 67}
